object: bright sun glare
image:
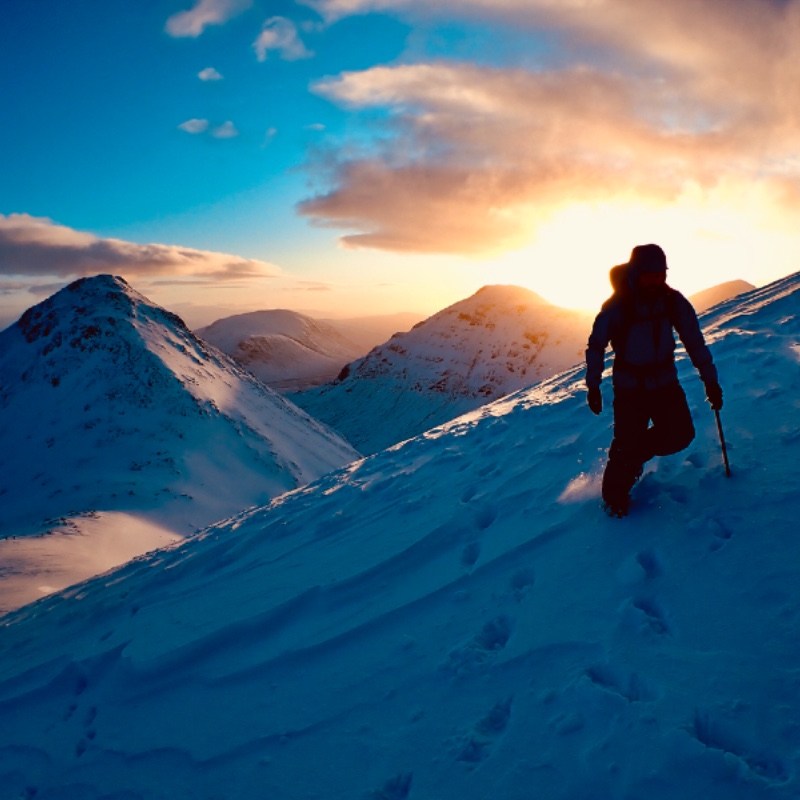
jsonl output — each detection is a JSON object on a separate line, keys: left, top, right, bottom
{"left": 479, "top": 193, "right": 781, "bottom": 312}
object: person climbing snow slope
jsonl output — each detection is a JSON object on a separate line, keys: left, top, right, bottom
{"left": 585, "top": 243, "right": 724, "bottom": 517}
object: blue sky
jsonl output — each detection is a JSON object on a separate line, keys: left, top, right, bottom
{"left": 2, "top": 0, "right": 800, "bottom": 327}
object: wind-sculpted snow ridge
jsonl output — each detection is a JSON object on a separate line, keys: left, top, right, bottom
{"left": 0, "top": 273, "right": 798, "bottom": 799}
{"left": 0, "top": 275, "right": 359, "bottom": 611}
{"left": 293, "top": 284, "right": 592, "bottom": 453}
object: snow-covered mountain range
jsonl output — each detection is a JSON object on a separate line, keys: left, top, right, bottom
{"left": 292, "top": 285, "right": 592, "bottom": 453}
{"left": 0, "top": 272, "right": 797, "bottom": 799}
{"left": 0, "top": 275, "right": 358, "bottom": 612}
{"left": 195, "top": 309, "right": 425, "bottom": 391}
{"left": 196, "top": 309, "right": 367, "bottom": 391}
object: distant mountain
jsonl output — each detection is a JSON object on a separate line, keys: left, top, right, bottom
{"left": 0, "top": 275, "right": 359, "bottom": 611}
{"left": 690, "top": 280, "right": 755, "bottom": 313}
{"left": 292, "top": 285, "right": 592, "bottom": 453}
{"left": 196, "top": 309, "right": 366, "bottom": 391}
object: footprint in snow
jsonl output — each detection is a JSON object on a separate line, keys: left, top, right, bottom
{"left": 585, "top": 663, "right": 658, "bottom": 702}
{"left": 636, "top": 549, "right": 663, "bottom": 579}
{"left": 632, "top": 597, "right": 671, "bottom": 636}
{"left": 461, "top": 541, "right": 481, "bottom": 568}
{"left": 369, "top": 772, "right": 413, "bottom": 800}
{"left": 691, "top": 709, "right": 790, "bottom": 784}
{"left": 615, "top": 550, "right": 663, "bottom": 586}
{"left": 688, "top": 518, "right": 733, "bottom": 552}
{"left": 441, "top": 616, "right": 513, "bottom": 678}
{"left": 456, "top": 697, "right": 514, "bottom": 765}
{"left": 509, "top": 568, "right": 535, "bottom": 601}
{"left": 619, "top": 596, "right": 672, "bottom": 637}
{"left": 461, "top": 485, "right": 477, "bottom": 503}
{"left": 474, "top": 504, "right": 498, "bottom": 531}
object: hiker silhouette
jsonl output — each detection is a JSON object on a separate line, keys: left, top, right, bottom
{"left": 585, "top": 243, "right": 723, "bottom": 517}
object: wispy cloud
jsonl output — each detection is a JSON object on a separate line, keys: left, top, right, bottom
{"left": 253, "top": 17, "right": 313, "bottom": 61}
{"left": 165, "top": 0, "right": 253, "bottom": 38}
{"left": 198, "top": 67, "right": 223, "bottom": 81}
{"left": 211, "top": 121, "right": 239, "bottom": 139}
{"left": 0, "top": 214, "right": 282, "bottom": 282}
{"left": 178, "top": 118, "right": 210, "bottom": 134}
{"left": 298, "top": 0, "right": 800, "bottom": 254}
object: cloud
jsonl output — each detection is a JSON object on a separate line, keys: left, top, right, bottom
{"left": 297, "top": 1, "right": 800, "bottom": 254}
{"left": 253, "top": 17, "right": 313, "bottom": 61}
{"left": 198, "top": 67, "right": 223, "bottom": 81}
{"left": 165, "top": 0, "right": 253, "bottom": 37}
{"left": 178, "top": 118, "right": 210, "bottom": 134}
{"left": 0, "top": 215, "right": 282, "bottom": 282}
{"left": 211, "top": 121, "right": 239, "bottom": 139}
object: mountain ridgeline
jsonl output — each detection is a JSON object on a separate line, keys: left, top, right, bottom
{"left": 290, "top": 285, "right": 593, "bottom": 453}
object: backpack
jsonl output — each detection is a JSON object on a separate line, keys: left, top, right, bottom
{"left": 608, "top": 262, "right": 679, "bottom": 373}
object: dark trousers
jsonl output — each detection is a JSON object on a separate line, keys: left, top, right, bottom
{"left": 602, "top": 381, "right": 695, "bottom": 503}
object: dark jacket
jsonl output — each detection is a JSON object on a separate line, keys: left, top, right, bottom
{"left": 585, "top": 286, "right": 718, "bottom": 391}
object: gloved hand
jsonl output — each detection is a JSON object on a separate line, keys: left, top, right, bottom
{"left": 705, "top": 381, "right": 723, "bottom": 411}
{"left": 587, "top": 385, "right": 602, "bottom": 415}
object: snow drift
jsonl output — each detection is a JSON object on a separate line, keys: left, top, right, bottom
{"left": 0, "top": 272, "right": 798, "bottom": 799}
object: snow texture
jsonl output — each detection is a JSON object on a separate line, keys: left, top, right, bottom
{"left": 0, "top": 276, "right": 359, "bottom": 611}
{"left": 0, "top": 272, "right": 798, "bottom": 799}
{"left": 292, "top": 285, "right": 592, "bottom": 453}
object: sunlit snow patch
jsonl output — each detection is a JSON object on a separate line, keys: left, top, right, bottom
{"left": 0, "top": 512, "right": 180, "bottom": 615}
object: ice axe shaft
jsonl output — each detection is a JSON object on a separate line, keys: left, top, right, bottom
{"left": 714, "top": 408, "right": 732, "bottom": 477}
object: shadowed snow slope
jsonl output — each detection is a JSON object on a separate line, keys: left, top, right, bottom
{"left": 0, "top": 276, "right": 358, "bottom": 610}
{"left": 292, "top": 285, "right": 592, "bottom": 453}
{"left": 0, "top": 273, "right": 798, "bottom": 799}
{"left": 196, "top": 309, "right": 366, "bottom": 391}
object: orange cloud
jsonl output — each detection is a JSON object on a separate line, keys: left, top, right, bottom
{"left": 0, "top": 215, "right": 282, "bottom": 282}
{"left": 299, "top": 1, "right": 800, "bottom": 254}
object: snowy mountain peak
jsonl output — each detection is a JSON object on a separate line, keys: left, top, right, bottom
{"left": 0, "top": 275, "right": 358, "bottom": 610}
{"left": 463, "top": 283, "right": 550, "bottom": 306}
{"left": 292, "top": 284, "right": 592, "bottom": 453}
{"left": 17, "top": 274, "right": 177, "bottom": 342}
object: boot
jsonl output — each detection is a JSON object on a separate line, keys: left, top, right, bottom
{"left": 601, "top": 443, "right": 644, "bottom": 518}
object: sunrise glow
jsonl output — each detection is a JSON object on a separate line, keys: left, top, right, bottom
{"left": 2, "top": 1, "right": 799, "bottom": 326}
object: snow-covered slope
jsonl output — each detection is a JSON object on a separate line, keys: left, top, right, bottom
{"left": 2, "top": 273, "right": 797, "bottom": 799}
{"left": 196, "top": 309, "right": 366, "bottom": 391}
{"left": 292, "top": 285, "right": 591, "bottom": 453}
{"left": 690, "top": 279, "right": 756, "bottom": 312}
{"left": 0, "top": 276, "right": 359, "bottom": 611}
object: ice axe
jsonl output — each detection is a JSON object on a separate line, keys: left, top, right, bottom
{"left": 714, "top": 408, "right": 732, "bottom": 477}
